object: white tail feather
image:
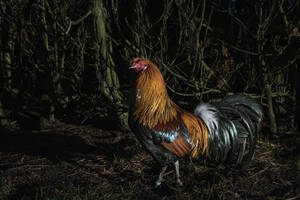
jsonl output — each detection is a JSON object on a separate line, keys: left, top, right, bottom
{"left": 194, "top": 103, "right": 219, "bottom": 135}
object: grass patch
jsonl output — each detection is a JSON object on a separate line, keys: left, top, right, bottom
{"left": 0, "top": 124, "right": 299, "bottom": 200}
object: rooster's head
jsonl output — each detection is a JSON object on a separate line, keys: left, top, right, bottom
{"left": 130, "top": 57, "right": 151, "bottom": 72}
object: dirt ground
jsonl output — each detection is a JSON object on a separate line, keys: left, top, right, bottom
{"left": 0, "top": 124, "right": 299, "bottom": 200}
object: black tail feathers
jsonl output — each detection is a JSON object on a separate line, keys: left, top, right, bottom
{"left": 194, "top": 94, "right": 263, "bottom": 165}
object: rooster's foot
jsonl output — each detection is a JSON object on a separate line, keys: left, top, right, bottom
{"left": 174, "top": 161, "right": 183, "bottom": 186}
{"left": 155, "top": 165, "right": 168, "bottom": 187}
{"left": 176, "top": 178, "right": 183, "bottom": 186}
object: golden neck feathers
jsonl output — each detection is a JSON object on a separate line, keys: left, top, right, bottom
{"left": 129, "top": 62, "right": 179, "bottom": 128}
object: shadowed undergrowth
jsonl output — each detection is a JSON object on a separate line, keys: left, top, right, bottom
{"left": 0, "top": 124, "right": 299, "bottom": 200}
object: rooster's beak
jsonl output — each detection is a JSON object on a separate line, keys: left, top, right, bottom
{"left": 129, "top": 66, "right": 135, "bottom": 69}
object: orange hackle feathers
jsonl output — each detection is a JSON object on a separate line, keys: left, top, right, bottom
{"left": 130, "top": 59, "right": 209, "bottom": 158}
{"left": 130, "top": 60, "right": 178, "bottom": 128}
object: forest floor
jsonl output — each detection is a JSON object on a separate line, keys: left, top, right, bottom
{"left": 0, "top": 123, "right": 299, "bottom": 200}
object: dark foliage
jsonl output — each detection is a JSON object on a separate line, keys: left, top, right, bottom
{"left": 0, "top": 0, "right": 299, "bottom": 131}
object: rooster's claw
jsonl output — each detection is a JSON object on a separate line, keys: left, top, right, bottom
{"left": 155, "top": 180, "right": 161, "bottom": 187}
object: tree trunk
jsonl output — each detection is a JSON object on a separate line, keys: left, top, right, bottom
{"left": 0, "top": 101, "right": 9, "bottom": 131}
{"left": 264, "top": 73, "right": 277, "bottom": 133}
{"left": 93, "top": 0, "right": 127, "bottom": 129}
{"left": 39, "top": 0, "right": 55, "bottom": 128}
{"left": 296, "top": 62, "right": 300, "bottom": 132}
{"left": 257, "top": 1, "right": 277, "bottom": 133}
{"left": 0, "top": 5, "right": 15, "bottom": 131}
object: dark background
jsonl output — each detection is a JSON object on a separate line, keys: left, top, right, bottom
{"left": 0, "top": 0, "right": 299, "bottom": 199}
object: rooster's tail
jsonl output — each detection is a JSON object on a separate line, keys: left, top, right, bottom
{"left": 194, "top": 94, "right": 263, "bottom": 165}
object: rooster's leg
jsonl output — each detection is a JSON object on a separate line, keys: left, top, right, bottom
{"left": 155, "top": 166, "right": 167, "bottom": 187}
{"left": 174, "top": 160, "right": 183, "bottom": 186}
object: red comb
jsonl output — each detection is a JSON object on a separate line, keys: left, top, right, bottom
{"left": 133, "top": 57, "right": 141, "bottom": 64}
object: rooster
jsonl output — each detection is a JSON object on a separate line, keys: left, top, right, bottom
{"left": 128, "top": 57, "right": 263, "bottom": 186}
